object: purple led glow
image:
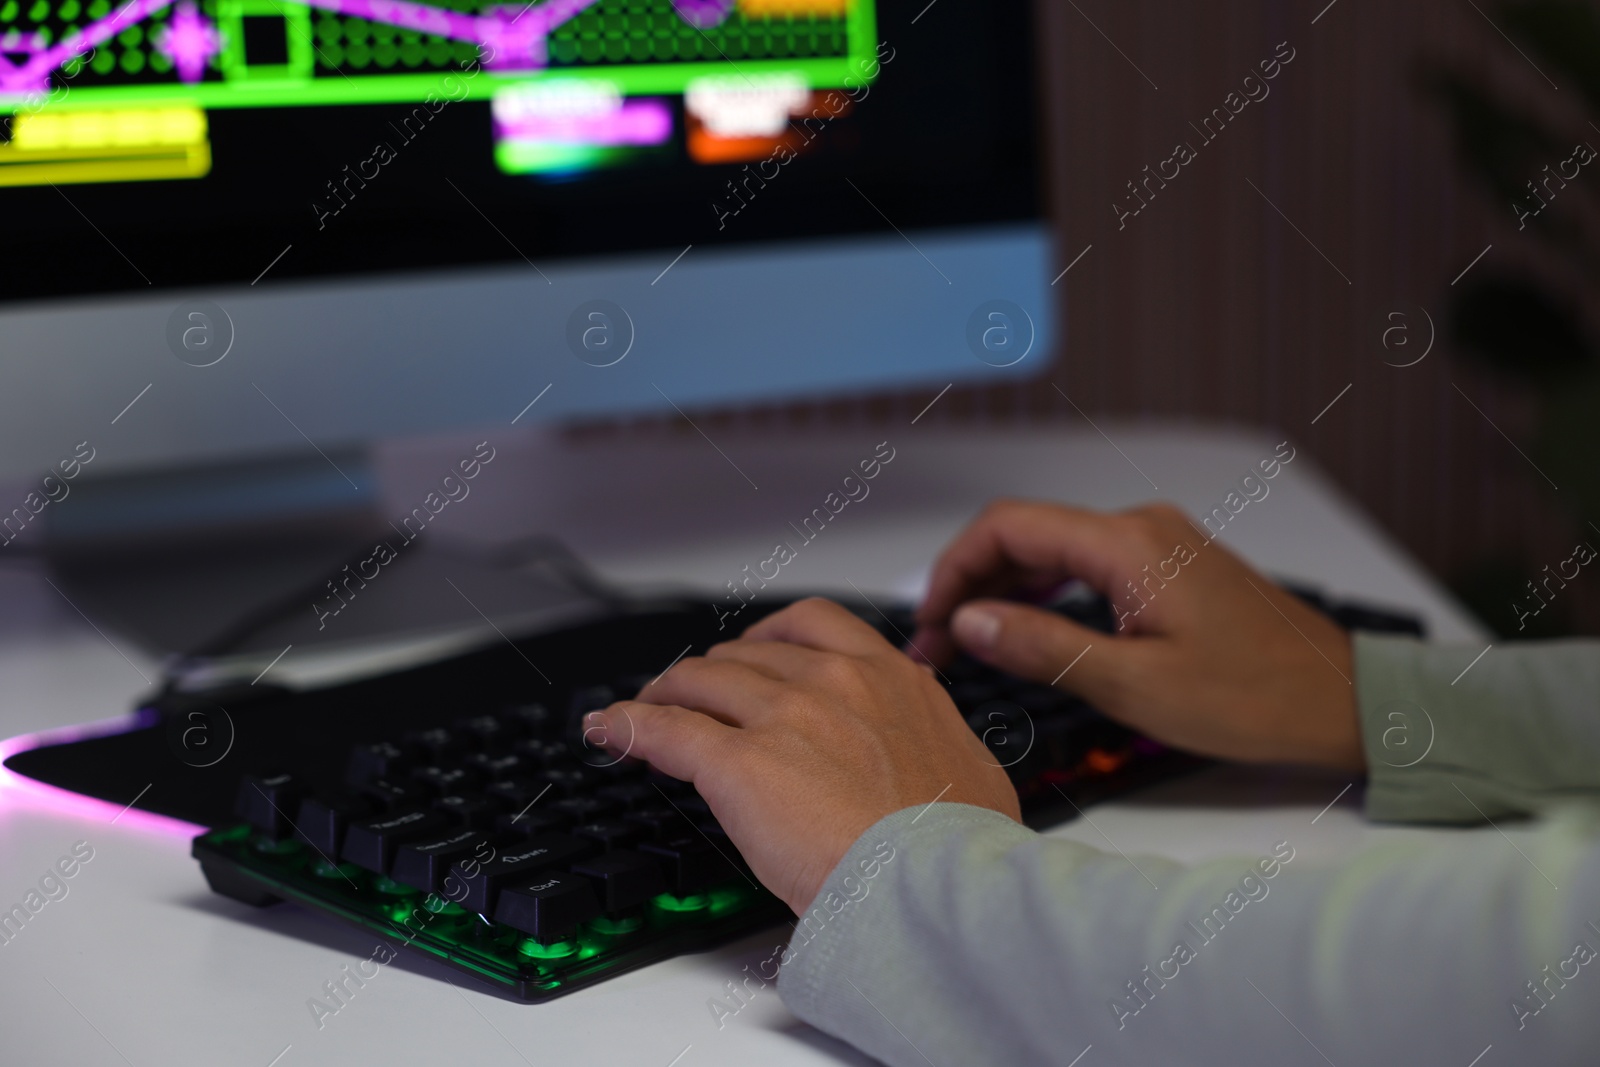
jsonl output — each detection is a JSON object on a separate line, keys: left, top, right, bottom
{"left": 0, "top": 712, "right": 204, "bottom": 838}
{"left": 495, "top": 97, "right": 672, "bottom": 146}
{"left": 672, "top": 0, "right": 734, "bottom": 30}
{"left": 153, "top": 1, "right": 219, "bottom": 84}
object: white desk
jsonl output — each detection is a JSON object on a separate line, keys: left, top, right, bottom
{"left": 0, "top": 424, "right": 1487, "bottom": 1066}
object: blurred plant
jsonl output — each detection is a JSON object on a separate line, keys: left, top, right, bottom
{"left": 1422, "top": 1, "right": 1600, "bottom": 635}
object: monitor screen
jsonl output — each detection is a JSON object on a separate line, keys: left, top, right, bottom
{"left": 1, "top": 0, "right": 1041, "bottom": 301}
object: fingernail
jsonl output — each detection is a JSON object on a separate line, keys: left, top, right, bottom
{"left": 951, "top": 605, "right": 1001, "bottom": 651}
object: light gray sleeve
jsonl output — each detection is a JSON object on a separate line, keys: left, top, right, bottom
{"left": 1355, "top": 633, "right": 1600, "bottom": 822}
{"left": 778, "top": 637, "right": 1600, "bottom": 1066}
{"left": 778, "top": 803, "right": 1600, "bottom": 1066}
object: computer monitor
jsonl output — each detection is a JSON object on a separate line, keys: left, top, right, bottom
{"left": 0, "top": 0, "right": 1054, "bottom": 482}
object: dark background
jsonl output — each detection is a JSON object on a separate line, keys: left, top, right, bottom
{"left": 603, "top": 0, "right": 1600, "bottom": 642}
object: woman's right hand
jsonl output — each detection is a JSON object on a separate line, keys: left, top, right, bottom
{"left": 908, "top": 500, "right": 1365, "bottom": 770}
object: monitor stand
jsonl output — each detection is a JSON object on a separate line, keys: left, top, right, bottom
{"left": 42, "top": 449, "right": 611, "bottom": 672}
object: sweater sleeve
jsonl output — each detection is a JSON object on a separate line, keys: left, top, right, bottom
{"left": 778, "top": 635, "right": 1600, "bottom": 1066}
{"left": 778, "top": 803, "right": 1600, "bottom": 1066}
{"left": 1355, "top": 633, "right": 1600, "bottom": 822}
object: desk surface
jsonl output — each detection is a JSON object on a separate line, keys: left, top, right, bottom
{"left": 0, "top": 424, "right": 1488, "bottom": 1067}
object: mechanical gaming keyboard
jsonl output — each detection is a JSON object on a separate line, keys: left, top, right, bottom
{"left": 184, "top": 588, "right": 1421, "bottom": 1002}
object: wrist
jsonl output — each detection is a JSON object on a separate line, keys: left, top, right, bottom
{"left": 1318, "top": 630, "right": 1365, "bottom": 770}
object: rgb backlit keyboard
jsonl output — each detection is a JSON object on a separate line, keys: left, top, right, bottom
{"left": 190, "top": 590, "right": 1418, "bottom": 1000}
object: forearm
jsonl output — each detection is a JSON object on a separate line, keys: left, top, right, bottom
{"left": 1356, "top": 634, "right": 1600, "bottom": 821}
{"left": 779, "top": 803, "right": 1600, "bottom": 1066}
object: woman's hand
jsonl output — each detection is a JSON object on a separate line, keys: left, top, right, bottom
{"left": 910, "top": 499, "right": 1363, "bottom": 771}
{"left": 586, "top": 598, "right": 1020, "bottom": 914}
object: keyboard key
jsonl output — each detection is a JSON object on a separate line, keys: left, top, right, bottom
{"left": 433, "top": 793, "right": 503, "bottom": 830}
{"left": 572, "top": 851, "right": 666, "bottom": 913}
{"left": 640, "top": 835, "right": 736, "bottom": 895}
{"left": 494, "top": 873, "right": 600, "bottom": 943}
{"left": 346, "top": 742, "right": 415, "bottom": 787}
{"left": 485, "top": 778, "right": 553, "bottom": 808}
{"left": 572, "top": 819, "right": 644, "bottom": 850}
{"left": 597, "top": 782, "right": 657, "bottom": 810}
{"left": 234, "top": 773, "right": 306, "bottom": 839}
{"left": 514, "top": 739, "right": 569, "bottom": 766}
{"left": 875, "top": 606, "right": 916, "bottom": 634}
{"left": 1055, "top": 593, "right": 1116, "bottom": 633}
{"left": 612, "top": 673, "right": 656, "bottom": 697}
{"left": 1038, "top": 705, "right": 1099, "bottom": 748}
{"left": 1013, "top": 688, "right": 1073, "bottom": 716}
{"left": 587, "top": 754, "right": 648, "bottom": 779}
{"left": 950, "top": 682, "right": 1003, "bottom": 709}
{"left": 537, "top": 766, "right": 600, "bottom": 797}
{"left": 553, "top": 796, "right": 619, "bottom": 822}
{"left": 623, "top": 806, "right": 693, "bottom": 841}
{"left": 405, "top": 727, "right": 466, "bottom": 762}
{"left": 967, "top": 701, "right": 1044, "bottom": 780}
{"left": 456, "top": 714, "right": 515, "bottom": 751}
{"left": 448, "top": 834, "right": 597, "bottom": 914}
{"left": 566, "top": 685, "right": 615, "bottom": 717}
{"left": 341, "top": 810, "right": 450, "bottom": 874}
{"left": 563, "top": 716, "right": 617, "bottom": 767}
{"left": 295, "top": 794, "right": 377, "bottom": 857}
{"left": 1330, "top": 604, "right": 1424, "bottom": 636}
{"left": 361, "top": 778, "right": 430, "bottom": 810}
{"left": 463, "top": 753, "right": 531, "bottom": 781}
{"left": 501, "top": 703, "right": 557, "bottom": 737}
{"left": 410, "top": 766, "right": 485, "bottom": 796}
{"left": 944, "top": 656, "right": 986, "bottom": 683}
{"left": 495, "top": 810, "right": 571, "bottom": 838}
{"left": 967, "top": 700, "right": 1025, "bottom": 736}
{"left": 392, "top": 830, "right": 491, "bottom": 893}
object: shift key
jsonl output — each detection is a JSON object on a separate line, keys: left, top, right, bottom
{"left": 448, "top": 834, "right": 596, "bottom": 914}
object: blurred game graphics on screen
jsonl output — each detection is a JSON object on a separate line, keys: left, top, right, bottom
{"left": 0, "top": 0, "right": 880, "bottom": 186}
{"left": 0, "top": 0, "right": 1050, "bottom": 655}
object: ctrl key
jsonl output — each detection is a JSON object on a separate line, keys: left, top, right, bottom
{"left": 341, "top": 810, "right": 448, "bottom": 874}
{"left": 494, "top": 875, "right": 600, "bottom": 944}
